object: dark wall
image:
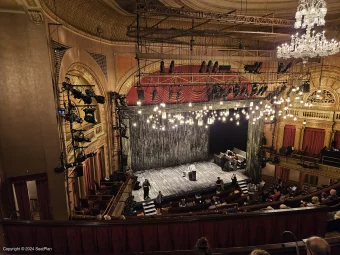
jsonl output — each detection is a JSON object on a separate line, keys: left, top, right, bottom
{"left": 209, "top": 118, "right": 249, "bottom": 154}
{"left": 130, "top": 115, "right": 209, "bottom": 171}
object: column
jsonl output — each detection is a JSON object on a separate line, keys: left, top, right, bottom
{"left": 294, "top": 126, "right": 302, "bottom": 150}
{"left": 299, "top": 127, "right": 305, "bottom": 151}
{"left": 276, "top": 123, "right": 285, "bottom": 150}
{"left": 324, "top": 128, "right": 332, "bottom": 148}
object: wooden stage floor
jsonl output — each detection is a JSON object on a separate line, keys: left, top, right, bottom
{"left": 132, "top": 161, "right": 249, "bottom": 202}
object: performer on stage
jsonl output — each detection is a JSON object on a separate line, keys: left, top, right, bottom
{"left": 143, "top": 179, "right": 151, "bottom": 200}
{"left": 155, "top": 191, "right": 163, "bottom": 214}
{"left": 216, "top": 177, "right": 224, "bottom": 191}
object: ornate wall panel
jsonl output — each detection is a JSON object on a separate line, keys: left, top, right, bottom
{"left": 129, "top": 114, "right": 209, "bottom": 171}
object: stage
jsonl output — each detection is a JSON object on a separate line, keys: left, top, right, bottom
{"left": 132, "top": 161, "right": 249, "bottom": 202}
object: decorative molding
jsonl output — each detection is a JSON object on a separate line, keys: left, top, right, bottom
{"left": 307, "top": 89, "right": 335, "bottom": 104}
{"left": 85, "top": 51, "right": 108, "bottom": 79}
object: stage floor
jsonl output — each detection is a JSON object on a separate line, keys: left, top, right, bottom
{"left": 132, "top": 161, "right": 249, "bottom": 202}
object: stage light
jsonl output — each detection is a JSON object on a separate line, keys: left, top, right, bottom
{"left": 283, "top": 116, "right": 287, "bottom": 119}
{"left": 220, "top": 101, "right": 223, "bottom": 105}
{"left": 293, "top": 117, "right": 297, "bottom": 121}
{"left": 137, "top": 100, "right": 141, "bottom": 106}
{"left": 206, "top": 60, "right": 213, "bottom": 73}
{"left": 162, "top": 112, "right": 167, "bottom": 119}
{"left": 63, "top": 113, "right": 83, "bottom": 124}
{"left": 62, "top": 82, "right": 73, "bottom": 91}
{"left": 250, "top": 84, "right": 258, "bottom": 96}
{"left": 118, "top": 96, "right": 127, "bottom": 107}
{"left": 160, "top": 102, "right": 166, "bottom": 107}
{"left": 230, "top": 117, "right": 233, "bottom": 121}
{"left": 133, "top": 123, "right": 137, "bottom": 127}
{"left": 303, "top": 120, "right": 307, "bottom": 125}
{"left": 83, "top": 107, "right": 97, "bottom": 124}
{"left": 169, "top": 60, "right": 175, "bottom": 73}
{"left": 152, "top": 88, "right": 157, "bottom": 101}
{"left": 71, "top": 88, "right": 83, "bottom": 99}
{"left": 74, "top": 133, "right": 91, "bottom": 143}
{"left": 317, "top": 89, "right": 321, "bottom": 93}
{"left": 146, "top": 119, "right": 150, "bottom": 123}
{"left": 246, "top": 115, "right": 249, "bottom": 120}
{"left": 160, "top": 61, "right": 165, "bottom": 73}
{"left": 212, "top": 61, "right": 219, "bottom": 73}
{"left": 176, "top": 89, "right": 182, "bottom": 100}
{"left": 199, "top": 61, "right": 206, "bottom": 73}
{"left": 205, "top": 125, "right": 208, "bottom": 129}
{"left": 188, "top": 102, "right": 192, "bottom": 107}
{"left": 260, "top": 85, "right": 268, "bottom": 96}
{"left": 236, "top": 121, "right": 239, "bottom": 125}
{"left": 169, "top": 87, "right": 174, "bottom": 99}
{"left": 58, "top": 108, "right": 66, "bottom": 114}
{"left": 138, "top": 110, "right": 142, "bottom": 114}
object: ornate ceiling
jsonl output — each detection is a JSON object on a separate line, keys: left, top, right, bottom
{"left": 39, "top": 0, "right": 340, "bottom": 49}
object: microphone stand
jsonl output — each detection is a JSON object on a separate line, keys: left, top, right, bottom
{"left": 282, "top": 231, "right": 300, "bottom": 255}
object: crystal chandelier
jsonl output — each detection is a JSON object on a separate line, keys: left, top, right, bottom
{"left": 294, "top": 0, "right": 327, "bottom": 29}
{"left": 277, "top": 0, "right": 339, "bottom": 61}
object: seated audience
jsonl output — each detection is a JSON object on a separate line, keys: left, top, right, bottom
{"left": 96, "top": 214, "right": 102, "bottom": 220}
{"left": 280, "top": 204, "right": 290, "bottom": 209}
{"left": 328, "top": 189, "right": 338, "bottom": 201}
{"left": 311, "top": 196, "right": 321, "bottom": 205}
{"left": 186, "top": 200, "right": 195, "bottom": 207}
{"left": 305, "top": 236, "right": 330, "bottom": 255}
{"left": 321, "top": 192, "right": 329, "bottom": 203}
{"left": 193, "top": 237, "right": 212, "bottom": 255}
{"left": 334, "top": 211, "right": 340, "bottom": 220}
{"left": 103, "top": 215, "right": 111, "bottom": 220}
{"left": 250, "top": 249, "right": 270, "bottom": 255}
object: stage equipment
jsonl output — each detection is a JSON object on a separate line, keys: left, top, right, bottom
{"left": 199, "top": 61, "right": 206, "bottom": 73}
{"left": 219, "top": 65, "right": 231, "bottom": 71}
{"left": 212, "top": 61, "right": 219, "bottom": 73}
{"left": 137, "top": 89, "right": 145, "bottom": 101}
{"left": 244, "top": 62, "right": 262, "bottom": 73}
{"left": 206, "top": 60, "right": 213, "bottom": 73}
{"left": 75, "top": 165, "right": 84, "bottom": 177}
{"left": 63, "top": 113, "right": 83, "bottom": 124}
{"left": 74, "top": 132, "right": 91, "bottom": 143}
{"left": 152, "top": 88, "right": 157, "bottom": 101}
{"left": 168, "top": 87, "right": 174, "bottom": 99}
{"left": 160, "top": 60, "right": 165, "bottom": 73}
{"left": 169, "top": 60, "right": 174, "bottom": 73}
{"left": 83, "top": 107, "right": 97, "bottom": 124}
{"left": 176, "top": 89, "right": 182, "bottom": 100}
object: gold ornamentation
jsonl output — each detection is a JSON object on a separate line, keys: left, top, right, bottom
{"left": 28, "top": 10, "right": 44, "bottom": 24}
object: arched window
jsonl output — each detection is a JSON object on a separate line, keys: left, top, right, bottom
{"left": 306, "top": 89, "right": 335, "bottom": 104}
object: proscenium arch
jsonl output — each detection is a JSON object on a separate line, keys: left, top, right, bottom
{"left": 117, "top": 59, "right": 265, "bottom": 95}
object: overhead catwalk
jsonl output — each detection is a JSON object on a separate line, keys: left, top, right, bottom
{"left": 132, "top": 161, "right": 248, "bottom": 202}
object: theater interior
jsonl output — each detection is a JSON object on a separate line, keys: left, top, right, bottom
{"left": 1, "top": 0, "right": 340, "bottom": 254}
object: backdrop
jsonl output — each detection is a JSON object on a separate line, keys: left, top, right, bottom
{"left": 129, "top": 114, "right": 209, "bottom": 171}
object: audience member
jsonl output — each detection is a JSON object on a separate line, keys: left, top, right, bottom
{"left": 328, "top": 189, "right": 337, "bottom": 201}
{"left": 103, "top": 215, "right": 111, "bottom": 220}
{"left": 321, "top": 192, "right": 329, "bottom": 203}
{"left": 311, "top": 196, "right": 321, "bottom": 205}
{"left": 142, "top": 179, "right": 151, "bottom": 200}
{"left": 250, "top": 249, "right": 270, "bottom": 255}
{"left": 193, "top": 237, "right": 212, "bottom": 255}
{"left": 334, "top": 211, "right": 340, "bottom": 219}
{"left": 96, "top": 214, "right": 102, "bottom": 220}
{"left": 280, "top": 204, "right": 290, "bottom": 209}
{"left": 305, "top": 236, "right": 330, "bottom": 255}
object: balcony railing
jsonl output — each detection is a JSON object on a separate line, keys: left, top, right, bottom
{"left": 286, "top": 108, "right": 335, "bottom": 121}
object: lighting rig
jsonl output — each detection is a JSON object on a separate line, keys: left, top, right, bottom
{"left": 54, "top": 78, "right": 105, "bottom": 174}
{"left": 111, "top": 92, "right": 130, "bottom": 172}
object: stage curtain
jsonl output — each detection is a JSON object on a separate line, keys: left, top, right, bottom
{"left": 36, "top": 178, "right": 52, "bottom": 220}
{"left": 334, "top": 131, "right": 340, "bottom": 148}
{"left": 96, "top": 147, "right": 104, "bottom": 181}
{"left": 14, "top": 182, "right": 31, "bottom": 220}
{"left": 283, "top": 125, "right": 296, "bottom": 147}
{"left": 302, "top": 128, "right": 325, "bottom": 156}
{"left": 275, "top": 166, "right": 290, "bottom": 182}
{"left": 83, "top": 160, "right": 91, "bottom": 196}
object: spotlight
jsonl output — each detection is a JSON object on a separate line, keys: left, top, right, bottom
{"left": 260, "top": 85, "right": 268, "bottom": 96}
{"left": 244, "top": 62, "right": 262, "bottom": 73}
{"left": 160, "top": 61, "right": 165, "bottom": 73}
{"left": 83, "top": 108, "right": 97, "bottom": 124}
{"left": 85, "top": 89, "right": 105, "bottom": 104}
{"left": 152, "top": 88, "right": 157, "bottom": 101}
{"left": 212, "top": 61, "right": 219, "bottom": 73}
{"left": 199, "top": 61, "right": 206, "bottom": 73}
{"left": 206, "top": 60, "right": 213, "bottom": 73}
{"left": 63, "top": 113, "right": 83, "bottom": 124}
{"left": 118, "top": 96, "right": 127, "bottom": 107}
{"left": 62, "top": 82, "right": 73, "bottom": 91}
{"left": 71, "top": 88, "right": 83, "bottom": 99}
{"left": 176, "top": 89, "right": 182, "bottom": 100}
{"left": 94, "top": 95, "right": 105, "bottom": 104}
{"left": 74, "top": 133, "right": 91, "bottom": 143}
{"left": 169, "top": 60, "right": 175, "bottom": 73}
{"left": 58, "top": 108, "right": 66, "bottom": 114}
{"left": 169, "top": 88, "right": 174, "bottom": 100}
{"left": 233, "top": 84, "right": 240, "bottom": 97}
{"left": 250, "top": 83, "right": 258, "bottom": 96}
{"left": 81, "top": 94, "right": 92, "bottom": 104}
{"left": 277, "top": 62, "right": 284, "bottom": 73}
